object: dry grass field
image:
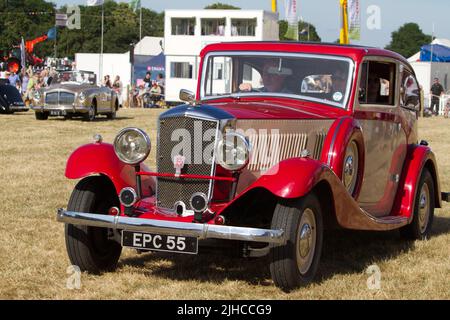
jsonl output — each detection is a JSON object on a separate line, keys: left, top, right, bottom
{"left": 0, "top": 108, "right": 448, "bottom": 299}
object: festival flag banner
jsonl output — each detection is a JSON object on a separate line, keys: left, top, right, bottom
{"left": 348, "top": 0, "right": 361, "bottom": 40}
{"left": 47, "top": 27, "right": 57, "bottom": 40}
{"left": 87, "top": 0, "right": 104, "bottom": 6}
{"left": 284, "top": 0, "right": 299, "bottom": 41}
{"left": 129, "top": 0, "right": 141, "bottom": 13}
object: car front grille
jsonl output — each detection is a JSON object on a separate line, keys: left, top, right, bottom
{"left": 156, "top": 116, "right": 218, "bottom": 210}
{"left": 45, "top": 92, "right": 75, "bottom": 105}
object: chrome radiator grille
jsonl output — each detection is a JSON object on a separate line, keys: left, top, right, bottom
{"left": 156, "top": 116, "right": 218, "bottom": 210}
{"left": 45, "top": 92, "right": 75, "bottom": 105}
{"left": 45, "top": 92, "right": 58, "bottom": 105}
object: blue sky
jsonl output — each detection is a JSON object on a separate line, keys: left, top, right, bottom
{"left": 53, "top": 0, "right": 449, "bottom": 48}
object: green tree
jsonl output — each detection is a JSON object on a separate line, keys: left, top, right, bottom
{"left": 386, "top": 23, "right": 431, "bottom": 58}
{"left": 0, "top": 0, "right": 55, "bottom": 58}
{"left": 56, "top": 1, "right": 163, "bottom": 58}
{"left": 204, "top": 3, "right": 240, "bottom": 9}
{"left": 279, "top": 20, "right": 321, "bottom": 42}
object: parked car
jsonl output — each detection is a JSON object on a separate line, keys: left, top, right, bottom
{"left": 56, "top": 42, "right": 449, "bottom": 291}
{"left": 32, "top": 70, "right": 118, "bottom": 121}
{"left": 0, "top": 84, "right": 28, "bottom": 114}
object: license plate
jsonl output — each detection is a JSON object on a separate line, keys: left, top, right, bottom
{"left": 50, "top": 110, "right": 66, "bottom": 116}
{"left": 122, "top": 231, "right": 198, "bottom": 254}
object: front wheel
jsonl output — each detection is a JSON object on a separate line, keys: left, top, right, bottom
{"left": 83, "top": 103, "right": 96, "bottom": 122}
{"left": 400, "top": 169, "right": 435, "bottom": 240}
{"left": 269, "top": 193, "right": 323, "bottom": 292}
{"left": 65, "top": 176, "right": 122, "bottom": 273}
{"left": 35, "top": 112, "right": 48, "bottom": 120}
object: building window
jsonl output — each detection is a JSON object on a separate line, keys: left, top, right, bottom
{"left": 171, "top": 62, "right": 193, "bottom": 79}
{"left": 201, "top": 18, "right": 226, "bottom": 36}
{"left": 171, "top": 18, "right": 196, "bottom": 36}
{"left": 231, "top": 18, "right": 257, "bottom": 36}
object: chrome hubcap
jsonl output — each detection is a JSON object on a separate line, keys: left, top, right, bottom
{"left": 418, "top": 183, "right": 430, "bottom": 233}
{"left": 89, "top": 106, "right": 95, "bottom": 119}
{"left": 343, "top": 141, "right": 358, "bottom": 195}
{"left": 296, "top": 208, "right": 316, "bottom": 274}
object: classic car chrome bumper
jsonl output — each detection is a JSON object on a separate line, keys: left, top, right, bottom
{"left": 57, "top": 209, "right": 286, "bottom": 244}
{"left": 10, "top": 106, "right": 29, "bottom": 112}
{"left": 31, "top": 105, "right": 88, "bottom": 113}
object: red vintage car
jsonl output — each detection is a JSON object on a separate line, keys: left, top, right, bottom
{"left": 57, "top": 42, "right": 449, "bottom": 291}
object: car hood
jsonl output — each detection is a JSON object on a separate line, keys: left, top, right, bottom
{"left": 207, "top": 100, "right": 344, "bottom": 120}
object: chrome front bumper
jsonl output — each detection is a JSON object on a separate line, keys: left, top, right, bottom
{"left": 57, "top": 209, "right": 286, "bottom": 244}
{"left": 31, "top": 105, "right": 88, "bottom": 113}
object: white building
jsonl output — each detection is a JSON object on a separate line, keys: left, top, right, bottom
{"left": 164, "top": 9, "right": 279, "bottom": 102}
{"left": 75, "top": 36, "right": 163, "bottom": 104}
{"left": 408, "top": 38, "right": 450, "bottom": 114}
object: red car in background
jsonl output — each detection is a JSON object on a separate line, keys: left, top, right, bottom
{"left": 57, "top": 42, "right": 449, "bottom": 291}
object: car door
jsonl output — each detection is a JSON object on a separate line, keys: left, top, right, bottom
{"left": 354, "top": 58, "right": 408, "bottom": 217}
{"left": 97, "top": 86, "right": 109, "bottom": 112}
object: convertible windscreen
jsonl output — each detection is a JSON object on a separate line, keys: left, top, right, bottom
{"left": 202, "top": 53, "right": 353, "bottom": 108}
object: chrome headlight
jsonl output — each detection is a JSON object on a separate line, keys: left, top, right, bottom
{"left": 78, "top": 92, "right": 86, "bottom": 103}
{"left": 216, "top": 132, "right": 251, "bottom": 171}
{"left": 114, "top": 128, "right": 151, "bottom": 165}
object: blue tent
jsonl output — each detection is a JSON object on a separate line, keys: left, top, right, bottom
{"left": 420, "top": 44, "right": 450, "bottom": 62}
{"left": 133, "top": 52, "right": 165, "bottom": 84}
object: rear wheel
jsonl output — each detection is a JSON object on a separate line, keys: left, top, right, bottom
{"left": 35, "top": 112, "right": 48, "bottom": 120}
{"left": 269, "top": 193, "right": 323, "bottom": 292}
{"left": 400, "top": 169, "right": 435, "bottom": 240}
{"left": 106, "top": 106, "right": 116, "bottom": 120}
{"left": 65, "top": 176, "right": 122, "bottom": 273}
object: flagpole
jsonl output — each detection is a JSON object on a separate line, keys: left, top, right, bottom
{"left": 139, "top": 5, "right": 142, "bottom": 41}
{"left": 100, "top": 3, "right": 104, "bottom": 83}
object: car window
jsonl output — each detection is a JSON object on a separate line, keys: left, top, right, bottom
{"left": 202, "top": 53, "right": 353, "bottom": 108}
{"left": 359, "top": 61, "right": 396, "bottom": 106}
{"left": 401, "top": 69, "right": 420, "bottom": 109}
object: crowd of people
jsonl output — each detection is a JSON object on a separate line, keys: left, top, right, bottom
{"left": 128, "top": 71, "right": 165, "bottom": 108}
{"left": 0, "top": 66, "right": 57, "bottom": 105}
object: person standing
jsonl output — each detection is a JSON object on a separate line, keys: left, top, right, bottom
{"left": 8, "top": 71, "right": 19, "bottom": 86}
{"left": 430, "top": 78, "right": 444, "bottom": 116}
{"left": 113, "top": 75, "right": 123, "bottom": 107}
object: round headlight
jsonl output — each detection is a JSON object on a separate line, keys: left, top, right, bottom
{"left": 78, "top": 92, "right": 86, "bottom": 102}
{"left": 114, "top": 127, "right": 151, "bottom": 165}
{"left": 216, "top": 132, "right": 251, "bottom": 171}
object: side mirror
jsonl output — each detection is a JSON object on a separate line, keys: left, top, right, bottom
{"left": 179, "top": 89, "right": 195, "bottom": 104}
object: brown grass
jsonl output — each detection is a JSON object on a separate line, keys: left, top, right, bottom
{"left": 0, "top": 109, "right": 448, "bottom": 299}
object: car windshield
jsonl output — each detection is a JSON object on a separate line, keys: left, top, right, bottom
{"left": 201, "top": 52, "right": 354, "bottom": 108}
{"left": 54, "top": 71, "right": 96, "bottom": 85}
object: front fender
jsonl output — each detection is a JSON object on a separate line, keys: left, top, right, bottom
{"left": 65, "top": 142, "right": 155, "bottom": 196}
{"left": 222, "top": 157, "right": 409, "bottom": 231}
{"left": 248, "top": 157, "right": 328, "bottom": 199}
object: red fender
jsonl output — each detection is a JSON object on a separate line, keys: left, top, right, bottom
{"left": 248, "top": 157, "right": 327, "bottom": 199}
{"left": 391, "top": 145, "right": 442, "bottom": 219}
{"left": 222, "top": 157, "right": 409, "bottom": 231}
{"left": 65, "top": 142, "right": 155, "bottom": 196}
{"left": 320, "top": 116, "right": 365, "bottom": 198}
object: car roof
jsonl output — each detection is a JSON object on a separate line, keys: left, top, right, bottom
{"left": 200, "top": 41, "right": 410, "bottom": 65}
